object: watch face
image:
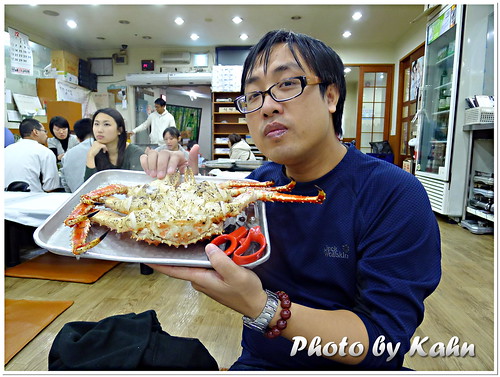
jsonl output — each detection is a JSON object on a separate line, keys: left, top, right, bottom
{"left": 141, "top": 60, "right": 154, "bottom": 71}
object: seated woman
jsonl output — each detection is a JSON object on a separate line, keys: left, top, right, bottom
{"left": 85, "top": 108, "right": 145, "bottom": 180}
{"left": 155, "top": 126, "right": 189, "bottom": 160}
{"left": 228, "top": 133, "right": 256, "bottom": 160}
{"left": 48, "top": 116, "right": 79, "bottom": 162}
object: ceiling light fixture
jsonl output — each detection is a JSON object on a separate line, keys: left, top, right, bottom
{"left": 240, "top": 33, "right": 248, "bottom": 41}
{"left": 232, "top": 16, "right": 243, "bottom": 24}
{"left": 175, "top": 17, "right": 184, "bottom": 25}
{"left": 118, "top": 20, "right": 130, "bottom": 24}
{"left": 352, "top": 12, "right": 362, "bottom": 21}
{"left": 66, "top": 20, "right": 77, "bottom": 29}
{"left": 142, "top": 36, "right": 152, "bottom": 40}
{"left": 190, "top": 33, "right": 199, "bottom": 41}
{"left": 291, "top": 15, "right": 302, "bottom": 20}
{"left": 96, "top": 36, "right": 106, "bottom": 40}
{"left": 343, "top": 31, "right": 352, "bottom": 38}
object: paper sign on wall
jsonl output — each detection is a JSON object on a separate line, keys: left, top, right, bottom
{"left": 8, "top": 28, "right": 33, "bottom": 76}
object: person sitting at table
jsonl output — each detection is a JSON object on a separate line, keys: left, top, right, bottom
{"left": 228, "top": 133, "right": 256, "bottom": 160}
{"left": 4, "top": 118, "right": 61, "bottom": 192}
{"left": 60, "top": 118, "right": 93, "bottom": 192}
{"left": 155, "top": 127, "right": 189, "bottom": 160}
{"left": 85, "top": 108, "right": 145, "bottom": 181}
{"left": 48, "top": 116, "right": 79, "bottom": 162}
{"left": 4, "top": 127, "right": 16, "bottom": 147}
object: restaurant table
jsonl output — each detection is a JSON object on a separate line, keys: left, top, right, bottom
{"left": 4, "top": 192, "right": 71, "bottom": 267}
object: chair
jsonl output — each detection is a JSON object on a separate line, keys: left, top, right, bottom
{"left": 5, "top": 181, "right": 30, "bottom": 192}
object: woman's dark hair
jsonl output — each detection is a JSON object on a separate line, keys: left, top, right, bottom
{"left": 92, "top": 108, "right": 127, "bottom": 171}
{"left": 162, "top": 126, "right": 180, "bottom": 139}
{"left": 228, "top": 133, "right": 242, "bottom": 145}
{"left": 240, "top": 29, "right": 346, "bottom": 137}
{"left": 49, "top": 116, "right": 70, "bottom": 138}
{"left": 49, "top": 115, "right": 71, "bottom": 152}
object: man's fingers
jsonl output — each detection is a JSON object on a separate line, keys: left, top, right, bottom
{"left": 188, "top": 144, "right": 200, "bottom": 175}
{"left": 204, "top": 243, "right": 241, "bottom": 280}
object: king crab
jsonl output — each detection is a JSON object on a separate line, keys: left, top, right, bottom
{"left": 64, "top": 168, "right": 326, "bottom": 255}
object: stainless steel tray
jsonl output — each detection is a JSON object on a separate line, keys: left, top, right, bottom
{"left": 34, "top": 170, "right": 270, "bottom": 268}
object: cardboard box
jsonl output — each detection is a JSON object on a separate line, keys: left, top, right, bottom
{"left": 51, "top": 50, "right": 79, "bottom": 77}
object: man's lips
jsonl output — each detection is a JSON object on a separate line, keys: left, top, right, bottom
{"left": 264, "top": 122, "right": 288, "bottom": 137}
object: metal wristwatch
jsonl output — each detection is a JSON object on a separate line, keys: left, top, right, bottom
{"left": 242, "top": 290, "right": 279, "bottom": 333}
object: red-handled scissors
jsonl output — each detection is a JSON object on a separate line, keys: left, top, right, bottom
{"left": 210, "top": 226, "right": 267, "bottom": 265}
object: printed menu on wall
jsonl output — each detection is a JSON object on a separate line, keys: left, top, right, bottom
{"left": 8, "top": 28, "right": 33, "bottom": 76}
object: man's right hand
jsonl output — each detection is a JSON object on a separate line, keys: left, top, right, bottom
{"left": 140, "top": 144, "right": 200, "bottom": 179}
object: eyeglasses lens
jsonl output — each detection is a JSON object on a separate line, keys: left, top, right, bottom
{"left": 237, "top": 77, "right": 304, "bottom": 114}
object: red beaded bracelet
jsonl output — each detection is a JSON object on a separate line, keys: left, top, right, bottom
{"left": 264, "top": 291, "right": 291, "bottom": 339}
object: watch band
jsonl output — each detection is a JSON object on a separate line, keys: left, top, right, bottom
{"left": 242, "top": 290, "right": 279, "bottom": 333}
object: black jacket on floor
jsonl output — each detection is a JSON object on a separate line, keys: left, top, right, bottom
{"left": 48, "top": 310, "right": 219, "bottom": 371}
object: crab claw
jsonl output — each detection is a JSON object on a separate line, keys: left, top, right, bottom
{"left": 73, "top": 230, "right": 109, "bottom": 255}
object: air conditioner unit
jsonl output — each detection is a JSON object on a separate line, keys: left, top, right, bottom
{"left": 161, "top": 52, "right": 191, "bottom": 64}
{"left": 125, "top": 73, "right": 169, "bottom": 85}
{"left": 125, "top": 72, "right": 212, "bottom": 86}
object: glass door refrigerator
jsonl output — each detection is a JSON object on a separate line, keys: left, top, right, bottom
{"left": 415, "top": 4, "right": 468, "bottom": 219}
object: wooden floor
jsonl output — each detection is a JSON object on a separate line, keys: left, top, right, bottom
{"left": 4, "top": 215, "right": 495, "bottom": 371}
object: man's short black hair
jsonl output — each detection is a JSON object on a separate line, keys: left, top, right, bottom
{"left": 19, "top": 118, "right": 43, "bottom": 138}
{"left": 155, "top": 98, "right": 166, "bottom": 107}
{"left": 73, "top": 118, "right": 93, "bottom": 141}
{"left": 240, "top": 29, "right": 346, "bottom": 137}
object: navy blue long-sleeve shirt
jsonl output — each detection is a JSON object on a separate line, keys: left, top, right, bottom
{"left": 238, "top": 145, "right": 441, "bottom": 370}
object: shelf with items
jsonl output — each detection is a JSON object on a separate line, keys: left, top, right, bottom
{"left": 461, "top": 111, "right": 494, "bottom": 232}
{"left": 212, "top": 91, "right": 264, "bottom": 160}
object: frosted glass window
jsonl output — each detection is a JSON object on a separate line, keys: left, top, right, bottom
{"left": 402, "top": 105, "right": 408, "bottom": 118}
{"left": 364, "top": 73, "right": 375, "bottom": 87}
{"left": 409, "top": 102, "right": 416, "bottom": 114}
{"left": 372, "top": 132, "right": 384, "bottom": 141}
{"left": 373, "top": 118, "right": 384, "bottom": 132}
{"left": 374, "top": 88, "right": 386, "bottom": 102}
{"left": 360, "top": 133, "right": 372, "bottom": 148}
{"left": 376, "top": 72, "right": 387, "bottom": 87}
{"left": 373, "top": 103, "right": 385, "bottom": 117}
{"left": 362, "top": 118, "right": 372, "bottom": 132}
{"left": 363, "top": 87, "right": 374, "bottom": 102}
{"left": 362, "top": 103, "right": 374, "bottom": 118}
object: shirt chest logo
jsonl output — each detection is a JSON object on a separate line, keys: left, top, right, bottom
{"left": 323, "top": 244, "right": 350, "bottom": 259}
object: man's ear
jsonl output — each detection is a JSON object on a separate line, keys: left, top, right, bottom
{"left": 325, "top": 84, "right": 339, "bottom": 114}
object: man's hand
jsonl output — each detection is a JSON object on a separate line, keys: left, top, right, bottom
{"left": 147, "top": 243, "right": 267, "bottom": 318}
{"left": 140, "top": 144, "right": 200, "bottom": 179}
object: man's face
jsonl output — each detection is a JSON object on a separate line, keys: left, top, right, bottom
{"left": 155, "top": 104, "right": 165, "bottom": 114}
{"left": 34, "top": 125, "right": 48, "bottom": 144}
{"left": 243, "top": 44, "right": 339, "bottom": 166}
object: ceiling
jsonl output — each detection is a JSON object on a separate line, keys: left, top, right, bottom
{"left": 5, "top": 4, "right": 426, "bottom": 53}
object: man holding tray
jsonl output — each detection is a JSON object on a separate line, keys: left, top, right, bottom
{"left": 140, "top": 30, "right": 441, "bottom": 371}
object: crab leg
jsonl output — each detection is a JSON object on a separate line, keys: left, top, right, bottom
{"left": 80, "top": 184, "right": 129, "bottom": 204}
{"left": 256, "top": 187, "right": 326, "bottom": 203}
{"left": 64, "top": 203, "right": 96, "bottom": 226}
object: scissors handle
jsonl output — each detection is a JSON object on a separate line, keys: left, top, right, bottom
{"left": 210, "top": 226, "right": 248, "bottom": 256}
{"left": 232, "top": 226, "right": 267, "bottom": 265}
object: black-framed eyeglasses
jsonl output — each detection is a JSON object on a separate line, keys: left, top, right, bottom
{"left": 234, "top": 76, "right": 323, "bottom": 114}
{"left": 37, "top": 128, "right": 47, "bottom": 133}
